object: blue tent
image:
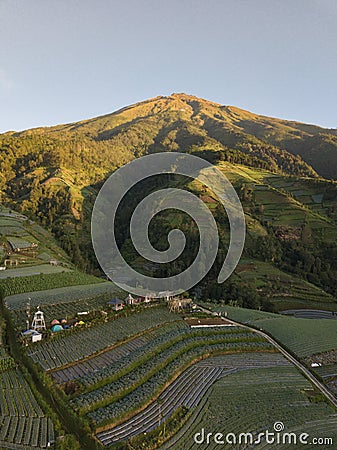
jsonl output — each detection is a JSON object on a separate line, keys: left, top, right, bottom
{"left": 51, "top": 324, "right": 63, "bottom": 333}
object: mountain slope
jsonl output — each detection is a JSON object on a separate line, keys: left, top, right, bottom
{"left": 1, "top": 93, "right": 337, "bottom": 308}
{"left": 3, "top": 93, "right": 336, "bottom": 181}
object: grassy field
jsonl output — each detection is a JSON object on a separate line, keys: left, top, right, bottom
{"left": 173, "top": 365, "right": 337, "bottom": 450}
{"left": 201, "top": 303, "right": 337, "bottom": 358}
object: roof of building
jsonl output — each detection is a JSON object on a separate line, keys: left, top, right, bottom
{"left": 107, "top": 299, "right": 124, "bottom": 305}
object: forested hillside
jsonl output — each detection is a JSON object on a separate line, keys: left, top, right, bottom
{"left": 1, "top": 94, "right": 337, "bottom": 311}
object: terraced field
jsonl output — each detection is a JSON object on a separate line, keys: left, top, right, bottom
{"left": 98, "top": 353, "right": 290, "bottom": 446}
{"left": 202, "top": 303, "right": 337, "bottom": 357}
{"left": 0, "top": 206, "right": 71, "bottom": 266}
{"left": 74, "top": 328, "right": 268, "bottom": 419}
{"left": 232, "top": 260, "right": 336, "bottom": 312}
{"left": 23, "top": 305, "right": 276, "bottom": 435}
{"left": 0, "top": 270, "right": 103, "bottom": 298}
{"left": 172, "top": 364, "right": 337, "bottom": 450}
{"left": 52, "top": 322, "right": 187, "bottom": 384}
{"left": 27, "top": 307, "right": 182, "bottom": 370}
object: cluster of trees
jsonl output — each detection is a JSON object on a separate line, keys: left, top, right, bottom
{"left": 247, "top": 232, "right": 337, "bottom": 297}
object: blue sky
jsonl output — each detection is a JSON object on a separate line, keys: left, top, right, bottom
{"left": 0, "top": 0, "right": 336, "bottom": 132}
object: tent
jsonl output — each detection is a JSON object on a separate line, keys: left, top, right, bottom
{"left": 51, "top": 324, "right": 63, "bottom": 333}
{"left": 51, "top": 319, "right": 60, "bottom": 326}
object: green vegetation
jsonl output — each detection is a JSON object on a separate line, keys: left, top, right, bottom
{"left": 111, "top": 405, "right": 191, "bottom": 450}
{"left": 173, "top": 365, "right": 337, "bottom": 449}
{"left": 6, "top": 281, "right": 120, "bottom": 328}
{"left": 0, "top": 270, "right": 103, "bottom": 298}
{"left": 202, "top": 303, "right": 337, "bottom": 357}
{"left": 0, "top": 314, "right": 57, "bottom": 449}
{"left": 87, "top": 338, "right": 271, "bottom": 427}
{"left": 0, "top": 205, "right": 72, "bottom": 268}
{"left": 27, "top": 306, "right": 182, "bottom": 370}
{"left": 1, "top": 95, "right": 337, "bottom": 310}
{"left": 0, "top": 370, "right": 55, "bottom": 447}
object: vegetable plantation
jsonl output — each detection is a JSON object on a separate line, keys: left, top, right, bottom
{"left": 27, "top": 306, "right": 182, "bottom": 370}
{"left": 202, "top": 303, "right": 337, "bottom": 357}
{"left": 173, "top": 365, "right": 337, "bottom": 450}
{"left": 0, "top": 270, "right": 103, "bottom": 297}
{"left": 0, "top": 370, "right": 55, "bottom": 448}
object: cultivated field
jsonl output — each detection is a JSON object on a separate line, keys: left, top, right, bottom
{"left": 202, "top": 303, "right": 337, "bottom": 358}
{"left": 98, "top": 353, "right": 290, "bottom": 446}
{"left": 0, "top": 324, "right": 55, "bottom": 449}
{"left": 172, "top": 365, "right": 337, "bottom": 450}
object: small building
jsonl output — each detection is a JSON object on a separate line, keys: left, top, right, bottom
{"left": 32, "top": 332, "right": 42, "bottom": 343}
{"left": 108, "top": 298, "right": 124, "bottom": 311}
{"left": 21, "top": 329, "right": 42, "bottom": 343}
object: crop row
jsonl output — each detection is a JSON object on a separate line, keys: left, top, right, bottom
{"left": 86, "top": 340, "right": 273, "bottom": 425}
{"left": 73, "top": 331, "right": 264, "bottom": 412}
{"left": 0, "top": 416, "right": 54, "bottom": 448}
{"left": 5, "top": 281, "right": 118, "bottom": 311}
{"left": 174, "top": 365, "right": 337, "bottom": 450}
{"left": 0, "top": 370, "right": 44, "bottom": 417}
{"left": 27, "top": 306, "right": 181, "bottom": 370}
{"left": 0, "top": 369, "right": 55, "bottom": 448}
{"left": 97, "top": 362, "right": 225, "bottom": 445}
{"left": 97, "top": 352, "right": 290, "bottom": 445}
{"left": 0, "top": 270, "right": 102, "bottom": 298}
{"left": 53, "top": 321, "right": 189, "bottom": 384}
{"left": 73, "top": 326, "right": 248, "bottom": 392}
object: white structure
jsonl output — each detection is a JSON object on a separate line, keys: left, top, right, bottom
{"left": 32, "top": 332, "right": 42, "bottom": 343}
{"left": 125, "top": 293, "right": 136, "bottom": 305}
{"left": 31, "top": 308, "right": 46, "bottom": 331}
{"left": 21, "top": 329, "right": 43, "bottom": 343}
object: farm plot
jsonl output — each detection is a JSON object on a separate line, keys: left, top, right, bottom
{"left": 6, "top": 237, "right": 37, "bottom": 251}
{"left": 84, "top": 331, "right": 273, "bottom": 426}
{"left": 5, "top": 282, "right": 118, "bottom": 311}
{"left": 0, "top": 370, "right": 55, "bottom": 448}
{"left": 0, "top": 270, "right": 102, "bottom": 296}
{"left": 6, "top": 281, "right": 120, "bottom": 327}
{"left": 52, "top": 321, "right": 189, "bottom": 384}
{"left": 71, "top": 327, "right": 262, "bottom": 411}
{"left": 173, "top": 365, "right": 337, "bottom": 450}
{"left": 27, "top": 307, "right": 182, "bottom": 370}
{"left": 202, "top": 303, "right": 337, "bottom": 358}
{"left": 314, "top": 363, "right": 337, "bottom": 380}
{"left": 0, "top": 264, "right": 71, "bottom": 279}
{"left": 232, "top": 260, "right": 336, "bottom": 312}
{"left": 97, "top": 353, "right": 290, "bottom": 446}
